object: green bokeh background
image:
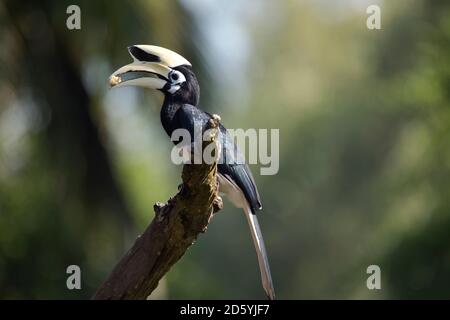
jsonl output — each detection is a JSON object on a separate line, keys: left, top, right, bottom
{"left": 1, "top": 0, "right": 450, "bottom": 299}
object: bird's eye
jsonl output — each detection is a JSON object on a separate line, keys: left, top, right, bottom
{"left": 170, "top": 72, "right": 180, "bottom": 81}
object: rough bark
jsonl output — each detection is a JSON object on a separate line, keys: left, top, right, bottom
{"left": 92, "top": 117, "right": 222, "bottom": 300}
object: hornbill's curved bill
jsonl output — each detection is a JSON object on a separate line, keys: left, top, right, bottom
{"left": 109, "top": 45, "right": 275, "bottom": 300}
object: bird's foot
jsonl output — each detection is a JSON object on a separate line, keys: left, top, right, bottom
{"left": 213, "top": 195, "right": 223, "bottom": 214}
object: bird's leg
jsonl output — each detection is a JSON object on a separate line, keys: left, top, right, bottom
{"left": 212, "top": 113, "right": 221, "bottom": 122}
{"left": 153, "top": 202, "right": 166, "bottom": 222}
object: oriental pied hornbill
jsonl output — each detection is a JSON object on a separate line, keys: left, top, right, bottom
{"left": 109, "top": 45, "right": 275, "bottom": 300}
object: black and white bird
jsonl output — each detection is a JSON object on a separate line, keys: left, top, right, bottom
{"left": 109, "top": 45, "right": 275, "bottom": 299}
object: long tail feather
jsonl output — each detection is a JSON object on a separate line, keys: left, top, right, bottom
{"left": 244, "top": 205, "right": 275, "bottom": 300}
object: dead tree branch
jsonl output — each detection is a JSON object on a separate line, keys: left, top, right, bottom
{"left": 92, "top": 117, "right": 222, "bottom": 300}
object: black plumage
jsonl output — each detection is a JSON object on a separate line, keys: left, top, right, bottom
{"left": 159, "top": 66, "right": 262, "bottom": 213}
{"left": 109, "top": 46, "right": 274, "bottom": 299}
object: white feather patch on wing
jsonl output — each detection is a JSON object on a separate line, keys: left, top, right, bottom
{"left": 217, "top": 173, "right": 247, "bottom": 209}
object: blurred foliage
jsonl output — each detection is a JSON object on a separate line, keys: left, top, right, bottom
{"left": 0, "top": 0, "right": 450, "bottom": 299}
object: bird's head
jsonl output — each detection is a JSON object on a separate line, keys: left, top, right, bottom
{"left": 109, "top": 45, "right": 199, "bottom": 105}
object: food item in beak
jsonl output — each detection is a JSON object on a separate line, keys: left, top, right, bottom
{"left": 109, "top": 75, "right": 122, "bottom": 87}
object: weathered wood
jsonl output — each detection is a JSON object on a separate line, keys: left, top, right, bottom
{"left": 92, "top": 118, "right": 222, "bottom": 300}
